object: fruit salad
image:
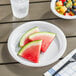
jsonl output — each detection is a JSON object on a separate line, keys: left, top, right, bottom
{"left": 56, "top": 0, "right": 76, "bottom": 16}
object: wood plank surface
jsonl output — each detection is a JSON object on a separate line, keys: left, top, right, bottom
{"left": 48, "top": 20, "right": 76, "bottom": 36}
{"left": 0, "top": 0, "right": 49, "bottom": 4}
{"left": 0, "top": 62, "right": 57, "bottom": 76}
{"left": 0, "top": 0, "right": 76, "bottom": 76}
{"left": 0, "top": 44, "right": 16, "bottom": 63}
{"left": 0, "top": 37, "right": 76, "bottom": 63}
{"left": 0, "top": 2, "right": 57, "bottom": 22}
{"left": 0, "top": 0, "right": 10, "bottom": 4}
{"left": 0, "top": 18, "right": 76, "bottom": 42}
{"left": 0, "top": 38, "right": 76, "bottom": 76}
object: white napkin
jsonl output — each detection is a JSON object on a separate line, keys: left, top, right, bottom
{"left": 44, "top": 49, "right": 76, "bottom": 76}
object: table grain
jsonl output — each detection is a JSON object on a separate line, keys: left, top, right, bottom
{"left": 0, "top": 0, "right": 76, "bottom": 76}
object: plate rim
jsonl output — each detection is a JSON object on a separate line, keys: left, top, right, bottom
{"left": 7, "top": 21, "right": 67, "bottom": 67}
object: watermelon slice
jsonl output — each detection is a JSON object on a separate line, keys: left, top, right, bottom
{"left": 20, "top": 27, "right": 39, "bottom": 47}
{"left": 18, "top": 40, "right": 42, "bottom": 63}
{"left": 29, "top": 32, "right": 56, "bottom": 52}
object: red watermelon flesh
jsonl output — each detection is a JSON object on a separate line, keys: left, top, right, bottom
{"left": 20, "top": 27, "right": 39, "bottom": 48}
{"left": 29, "top": 32, "right": 56, "bottom": 52}
{"left": 23, "top": 38, "right": 31, "bottom": 46}
{"left": 60, "top": 0, "right": 66, "bottom": 3}
{"left": 18, "top": 40, "right": 42, "bottom": 63}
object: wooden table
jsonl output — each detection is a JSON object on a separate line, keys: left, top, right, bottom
{"left": 0, "top": 0, "right": 76, "bottom": 76}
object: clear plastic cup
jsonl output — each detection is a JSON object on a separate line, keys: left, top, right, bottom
{"left": 10, "top": 0, "right": 29, "bottom": 18}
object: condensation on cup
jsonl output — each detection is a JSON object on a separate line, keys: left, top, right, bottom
{"left": 10, "top": 0, "right": 29, "bottom": 18}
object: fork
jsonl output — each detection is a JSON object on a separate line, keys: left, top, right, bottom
{"left": 52, "top": 53, "right": 76, "bottom": 76}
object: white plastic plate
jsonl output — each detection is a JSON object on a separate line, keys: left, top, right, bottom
{"left": 8, "top": 21, "right": 67, "bottom": 67}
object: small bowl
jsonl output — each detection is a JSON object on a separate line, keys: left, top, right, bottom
{"left": 8, "top": 21, "right": 67, "bottom": 67}
{"left": 51, "top": 0, "right": 76, "bottom": 19}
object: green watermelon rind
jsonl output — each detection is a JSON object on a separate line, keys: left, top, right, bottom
{"left": 18, "top": 40, "right": 42, "bottom": 55}
{"left": 29, "top": 32, "right": 56, "bottom": 39}
{"left": 20, "top": 27, "right": 39, "bottom": 47}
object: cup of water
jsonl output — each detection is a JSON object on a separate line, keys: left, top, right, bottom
{"left": 10, "top": 0, "right": 29, "bottom": 18}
